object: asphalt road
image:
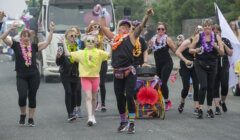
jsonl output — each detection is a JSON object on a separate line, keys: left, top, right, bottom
{"left": 0, "top": 56, "right": 240, "bottom": 140}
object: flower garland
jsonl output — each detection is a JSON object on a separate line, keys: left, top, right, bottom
{"left": 20, "top": 39, "right": 32, "bottom": 67}
{"left": 111, "top": 34, "right": 128, "bottom": 51}
{"left": 152, "top": 34, "right": 167, "bottom": 52}
{"left": 133, "top": 37, "right": 142, "bottom": 57}
{"left": 83, "top": 47, "right": 98, "bottom": 68}
{"left": 201, "top": 32, "right": 215, "bottom": 53}
{"left": 66, "top": 40, "right": 78, "bottom": 63}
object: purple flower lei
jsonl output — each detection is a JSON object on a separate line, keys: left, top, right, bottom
{"left": 201, "top": 32, "right": 215, "bottom": 53}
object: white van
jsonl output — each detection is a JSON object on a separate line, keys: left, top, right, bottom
{"left": 37, "top": 0, "right": 116, "bottom": 82}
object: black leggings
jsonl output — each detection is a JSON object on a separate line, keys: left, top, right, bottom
{"left": 99, "top": 61, "right": 108, "bottom": 106}
{"left": 213, "top": 63, "right": 229, "bottom": 98}
{"left": 75, "top": 80, "right": 82, "bottom": 107}
{"left": 179, "top": 61, "right": 199, "bottom": 101}
{"left": 194, "top": 60, "right": 217, "bottom": 106}
{"left": 156, "top": 60, "right": 173, "bottom": 100}
{"left": 17, "top": 72, "right": 40, "bottom": 108}
{"left": 114, "top": 73, "right": 137, "bottom": 114}
{"left": 61, "top": 76, "right": 79, "bottom": 115}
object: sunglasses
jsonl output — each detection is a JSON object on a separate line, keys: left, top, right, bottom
{"left": 157, "top": 28, "right": 165, "bottom": 31}
{"left": 86, "top": 39, "right": 95, "bottom": 44}
{"left": 92, "top": 25, "right": 100, "bottom": 29}
{"left": 69, "top": 34, "right": 77, "bottom": 38}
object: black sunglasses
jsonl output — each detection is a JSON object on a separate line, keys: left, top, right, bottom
{"left": 69, "top": 34, "right": 77, "bottom": 38}
{"left": 92, "top": 25, "right": 100, "bottom": 29}
{"left": 86, "top": 39, "right": 95, "bottom": 43}
{"left": 157, "top": 28, "right": 165, "bottom": 31}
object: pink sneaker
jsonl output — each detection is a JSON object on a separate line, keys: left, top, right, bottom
{"left": 165, "top": 100, "right": 172, "bottom": 111}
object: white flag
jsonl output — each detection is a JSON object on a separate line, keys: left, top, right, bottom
{"left": 215, "top": 3, "right": 240, "bottom": 88}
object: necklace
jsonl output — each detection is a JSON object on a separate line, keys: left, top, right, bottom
{"left": 153, "top": 34, "right": 167, "bottom": 52}
{"left": 83, "top": 48, "right": 98, "bottom": 67}
{"left": 133, "top": 37, "right": 142, "bottom": 57}
{"left": 201, "top": 32, "right": 215, "bottom": 53}
{"left": 66, "top": 40, "right": 78, "bottom": 63}
{"left": 111, "top": 34, "right": 128, "bottom": 50}
{"left": 20, "top": 39, "right": 32, "bottom": 67}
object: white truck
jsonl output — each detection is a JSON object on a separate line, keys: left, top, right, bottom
{"left": 37, "top": 0, "right": 116, "bottom": 82}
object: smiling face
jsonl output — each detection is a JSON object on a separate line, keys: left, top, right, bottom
{"left": 20, "top": 30, "right": 31, "bottom": 43}
{"left": 66, "top": 30, "right": 77, "bottom": 43}
{"left": 85, "top": 35, "right": 97, "bottom": 49}
{"left": 202, "top": 19, "right": 213, "bottom": 35}
{"left": 156, "top": 23, "right": 166, "bottom": 36}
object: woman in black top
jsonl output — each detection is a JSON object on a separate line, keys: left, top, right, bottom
{"left": 0, "top": 21, "right": 54, "bottom": 126}
{"left": 56, "top": 29, "right": 84, "bottom": 122}
{"left": 100, "top": 8, "right": 153, "bottom": 134}
{"left": 190, "top": 19, "right": 224, "bottom": 119}
{"left": 149, "top": 22, "right": 176, "bottom": 111}
{"left": 175, "top": 26, "right": 203, "bottom": 115}
{"left": 212, "top": 24, "right": 233, "bottom": 114}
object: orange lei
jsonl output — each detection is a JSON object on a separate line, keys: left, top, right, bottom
{"left": 112, "top": 34, "right": 128, "bottom": 51}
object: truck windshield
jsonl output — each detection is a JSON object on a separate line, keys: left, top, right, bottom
{"left": 48, "top": 4, "right": 115, "bottom": 33}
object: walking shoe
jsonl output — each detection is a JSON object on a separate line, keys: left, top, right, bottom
{"left": 75, "top": 108, "right": 83, "bottom": 118}
{"left": 87, "top": 121, "right": 93, "bottom": 127}
{"left": 220, "top": 101, "right": 227, "bottom": 112}
{"left": 92, "top": 116, "right": 97, "bottom": 124}
{"left": 101, "top": 105, "right": 107, "bottom": 112}
{"left": 127, "top": 123, "right": 135, "bottom": 134}
{"left": 19, "top": 114, "right": 26, "bottom": 126}
{"left": 178, "top": 102, "right": 184, "bottom": 113}
{"left": 28, "top": 118, "right": 35, "bottom": 127}
{"left": 197, "top": 109, "right": 203, "bottom": 119}
{"left": 215, "top": 107, "right": 221, "bottom": 115}
{"left": 207, "top": 109, "right": 214, "bottom": 118}
{"left": 117, "top": 122, "right": 128, "bottom": 132}
{"left": 193, "top": 108, "right": 199, "bottom": 115}
{"left": 165, "top": 100, "right": 172, "bottom": 111}
{"left": 67, "top": 114, "right": 77, "bottom": 122}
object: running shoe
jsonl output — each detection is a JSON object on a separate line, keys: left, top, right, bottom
{"left": 127, "top": 123, "right": 135, "bottom": 134}
{"left": 178, "top": 102, "right": 184, "bottom": 113}
{"left": 197, "top": 109, "right": 203, "bottom": 119}
{"left": 220, "top": 101, "right": 227, "bottom": 112}
{"left": 165, "top": 100, "right": 172, "bottom": 111}
{"left": 207, "top": 109, "right": 214, "bottom": 118}
{"left": 28, "top": 118, "right": 35, "bottom": 127}
{"left": 75, "top": 108, "right": 83, "bottom": 118}
{"left": 101, "top": 105, "right": 107, "bottom": 112}
{"left": 67, "top": 114, "right": 77, "bottom": 122}
{"left": 193, "top": 108, "right": 199, "bottom": 115}
{"left": 215, "top": 107, "right": 221, "bottom": 115}
{"left": 117, "top": 122, "right": 128, "bottom": 132}
{"left": 19, "top": 114, "right": 26, "bottom": 126}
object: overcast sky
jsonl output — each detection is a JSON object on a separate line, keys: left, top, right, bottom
{"left": 0, "top": 0, "right": 27, "bottom": 19}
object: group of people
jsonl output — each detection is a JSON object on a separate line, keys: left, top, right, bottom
{"left": 0, "top": 6, "right": 239, "bottom": 134}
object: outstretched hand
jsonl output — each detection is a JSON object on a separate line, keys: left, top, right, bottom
{"left": 0, "top": 11, "right": 6, "bottom": 21}
{"left": 146, "top": 8, "right": 154, "bottom": 16}
{"left": 49, "top": 22, "right": 55, "bottom": 32}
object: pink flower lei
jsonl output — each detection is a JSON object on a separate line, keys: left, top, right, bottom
{"left": 201, "top": 32, "right": 215, "bottom": 53}
{"left": 20, "top": 39, "right": 32, "bottom": 67}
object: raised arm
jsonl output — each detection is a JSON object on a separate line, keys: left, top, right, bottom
{"left": 99, "top": 11, "right": 114, "bottom": 40}
{"left": 37, "top": 22, "right": 54, "bottom": 51}
{"left": 0, "top": 24, "right": 17, "bottom": 47}
{"left": 132, "top": 8, "right": 154, "bottom": 40}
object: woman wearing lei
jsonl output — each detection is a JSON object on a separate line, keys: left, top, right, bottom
{"left": 0, "top": 14, "right": 54, "bottom": 126}
{"left": 64, "top": 34, "right": 109, "bottom": 127}
{"left": 149, "top": 22, "right": 176, "bottom": 111}
{"left": 56, "top": 29, "right": 84, "bottom": 122}
{"left": 190, "top": 19, "right": 224, "bottom": 119}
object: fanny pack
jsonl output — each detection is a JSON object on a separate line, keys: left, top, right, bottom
{"left": 114, "top": 66, "right": 136, "bottom": 79}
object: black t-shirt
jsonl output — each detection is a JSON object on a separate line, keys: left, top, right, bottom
{"left": 12, "top": 40, "right": 38, "bottom": 74}
{"left": 153, "top": 39, "right": 172, "bottom": 64}
{"left": 196, "top": 33, "right": 218, "bottom": 63}
{"left": 134, "top": 37, "right": 147, "bottom": 66}
{"left": 111, "top": 36, "right": 134, "bottom": 68}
